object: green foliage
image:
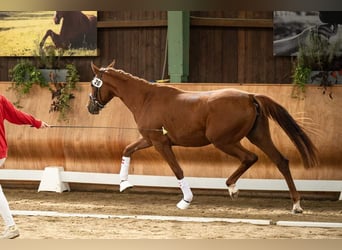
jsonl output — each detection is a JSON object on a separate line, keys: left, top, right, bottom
{"left": 9, "top": 59, "right": 48, "bottom": 107}
{"left": 9, "top": 58, "right": 80, "bottom": 120}
{"left": 65, "top": 64, "right": 80, "bottom": 89}
{"left": 298, "top": 31, "right": 338, "bottom": 71}
{"left": 292, "top": 29, "right": 342, "bottom": 98}
{"left": 36, "top": 45, "right": 65, "bottom": 69}
{"left": 49, "top": 64, "right": 80, "bottom": 121}
{"left": 292, "top": 64, "right": 311, "bottom": 95}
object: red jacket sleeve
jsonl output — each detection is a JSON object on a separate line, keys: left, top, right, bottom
{"left": 1, "top": 96, "right": 42, "bottom": 128}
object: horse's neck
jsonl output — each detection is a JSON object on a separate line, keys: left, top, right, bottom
{"left": 116, "top": 78, "right": 153, "bottom": 115}
{"left": 60, "top": 13, "right": 85, "bottom": 31}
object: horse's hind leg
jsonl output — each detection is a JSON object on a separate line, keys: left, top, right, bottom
{"left": 119, "top": 137, "right": 152, "bottom": 192}
{"left": 213, "top": 142, "right": 258, "bottom": 199}
{"left": 247, "top": 116, "right": 303, "bottom": 213}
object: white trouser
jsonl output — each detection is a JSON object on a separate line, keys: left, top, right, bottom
{"left": 0, "top": 158, "right": 15, "bottom": 227}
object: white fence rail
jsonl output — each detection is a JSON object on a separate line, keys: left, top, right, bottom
{"left": 0, "top": 167, "right": 341, "bottom": 200}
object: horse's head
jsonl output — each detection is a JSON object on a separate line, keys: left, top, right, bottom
{"left": 54, "top": 11, "right": 65, "bottom": 24}
{"left": 87, "top": 61, "right": 116, "bottom": 115}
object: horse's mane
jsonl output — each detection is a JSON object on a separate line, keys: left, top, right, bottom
{"left": 60, "top": 11, "right": 84, "bottom": 18}
{"left": 105, "top": 67, "right": 153, "bottom": 85}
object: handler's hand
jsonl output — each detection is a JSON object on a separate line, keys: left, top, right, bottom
{"left": 40, "top": 121, "right": 50, "bottom": 128}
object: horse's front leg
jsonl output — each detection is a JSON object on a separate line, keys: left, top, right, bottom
{"left": 40, "top": 30, "right": 54, "bottom": 48}
{"left": 39, "top": 30, "right": 64, "bottom": 48}
{"left": 153, "top": 141, "right": 193, "bottom": 209}
{"left": 119, "top": 137, "right": 152, "bottom": 192}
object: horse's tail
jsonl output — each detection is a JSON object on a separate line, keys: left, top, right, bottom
{"left": 253, "top": 95, "right": 319, "bottom": 168}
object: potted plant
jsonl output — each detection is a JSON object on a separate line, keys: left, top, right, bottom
{"left": 9, "top": 55, "right": 80, "bottom": 121}
{"left": 49, "top": 63, "right": 80, "bottom": 121}
{"left": 36, "top": 46, "right": 68, "bottom": 83}
{"left": 293, "top": 29, "right": 342, "bottom": 98}
{"left": 35, "top": 44, "right": 80, "bottom": 120}
{"left": 8, "top": 59, "right": 48, "bottom": 107}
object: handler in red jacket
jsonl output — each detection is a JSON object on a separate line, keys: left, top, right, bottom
{"left": 0, "top": 94, "right": 49, "bottom": 239}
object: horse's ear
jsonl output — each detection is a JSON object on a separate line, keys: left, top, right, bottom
{"left": 91, "top": 61, "right": 99, "bottom": 74}
{"left": 108, "top": 59, "right": 116, "bottom": 68}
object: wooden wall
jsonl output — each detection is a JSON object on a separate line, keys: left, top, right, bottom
{"left": 1, "top": 82, "right": 341, "bottom": 181}
{"left": 0, "top": 11, "right": 293, "bottom": 84}
{"left": 189, "top": 11, "right": 291, "bottom": 83}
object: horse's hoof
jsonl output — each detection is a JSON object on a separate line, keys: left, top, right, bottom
{"left": 177, "top": 199, "right": 191, "bottom": 209}
{"left": 119, "top": 180, "right": 133, "bottom": 192}
{"left": 291, "top": 201, "right": 303, "bottom": 214}
{"left": 291, "top": 208, "right": 303, "bottom": 214}
{"left": 230, "top": 191, "right": 239, "bottom": 200}
{"left": 228, "top": 184, "right": 239, "bottom": 200}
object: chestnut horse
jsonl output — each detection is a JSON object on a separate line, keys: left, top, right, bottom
{"left": 87, "top": 61, "right": 318, "bottom": 213}
{"left": 40, "top": 11, "right": 97, "bottom": 49}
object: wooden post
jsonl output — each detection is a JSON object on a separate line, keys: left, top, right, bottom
{"left": 167, "top": 11, "right": 190, "bottom": 82}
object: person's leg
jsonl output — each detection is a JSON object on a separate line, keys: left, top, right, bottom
{"left": 0, "top": 158, "right": 19, "bottom": 239}
{"left": 0, "top": 185, "right": 16, "bottom": 228}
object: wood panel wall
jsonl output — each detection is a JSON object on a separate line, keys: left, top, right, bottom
{"left": 0, "top": 11, "right": 293, "bottom": 84}
{"left": 1, "top": 82, "right": 341, "bottom": 181}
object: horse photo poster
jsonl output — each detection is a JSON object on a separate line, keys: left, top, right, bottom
{"left": 0, "top": 11, "right": 97, "bottom": 56}
{"left": 273, "top": 11, "right": 342, "bottom": 56}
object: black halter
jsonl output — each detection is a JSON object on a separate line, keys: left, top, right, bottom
{"left": 89, "top": 71, "right": 105, "bottom": 111}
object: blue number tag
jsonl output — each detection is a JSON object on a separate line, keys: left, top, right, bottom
{"left": 91, "top": 77, "right": 103, "bottom": 88}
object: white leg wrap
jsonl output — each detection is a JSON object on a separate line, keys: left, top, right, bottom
{"left": 292, "top": 200, "right": 303, "bottom": 214}
{"left": 119, "top": 156, "right": 133, "bottom": 192}
{"left": 228, "top": 184, "right": 239, "bottom": 199}
{"left": 119, "top": 156, "right": 130, "bottom": 181}
{"left": 177, "top": 178, "right": 193, "bottom": 209}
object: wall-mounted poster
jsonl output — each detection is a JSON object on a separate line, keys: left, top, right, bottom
{"left": 0, "top": 11, "right": 97, "bottom": 56}
{"left": 273, "top": 11, "right": 342, "bottom": 56}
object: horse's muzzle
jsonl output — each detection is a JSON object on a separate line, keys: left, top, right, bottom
{"left": 87, "top": 94, "right": 103, "bottom": 114}
{"left": 87, "top": 102, "right": 100, "bottom": 115}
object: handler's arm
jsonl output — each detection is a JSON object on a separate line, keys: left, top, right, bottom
{"left": 2, "top": 97, "right": 48, "bottom": 129}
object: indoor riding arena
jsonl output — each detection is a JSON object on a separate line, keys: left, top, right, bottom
{"left": 0, "top": 9, "right": 341, "bottom": 241}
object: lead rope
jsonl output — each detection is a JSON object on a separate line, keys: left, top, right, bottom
{"left": 49, "top": 125, "right": 168, "bottom": 135}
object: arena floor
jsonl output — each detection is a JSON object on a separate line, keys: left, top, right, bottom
{"left": 1, "top": 187, "right": 341, "bottom": 239}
